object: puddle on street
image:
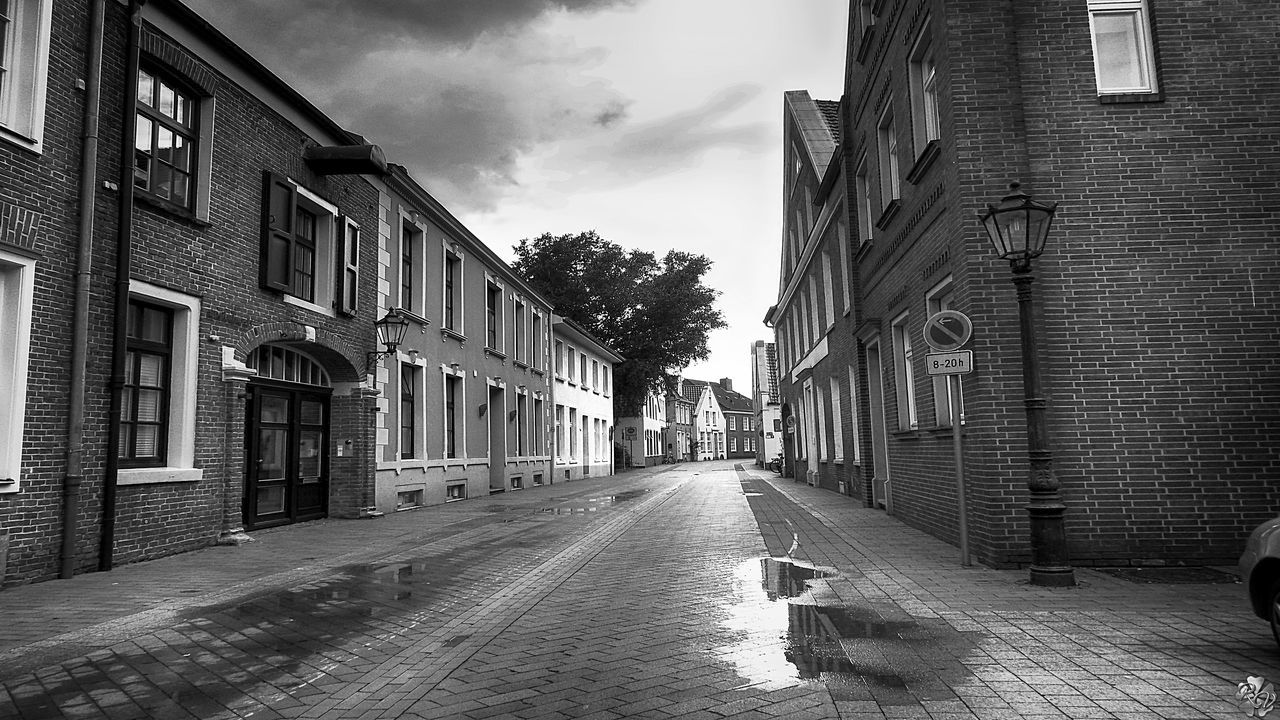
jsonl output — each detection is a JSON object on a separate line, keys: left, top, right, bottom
{"left": 540, "top": 488, "right": 650, "bottom": 514}
{"left": 717, "top": 557, "right": 982, "bottom": 705}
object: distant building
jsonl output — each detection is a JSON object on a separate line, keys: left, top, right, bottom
{"left": 665, "top": 380, "right": 696, "bottom": 462}
{"left": 750, "top": 341, "right": 783, "bottom": 467}
{"left": 615, "top": 391, "right": 668, "bottom": 468}
{"left": 551, "top": 316, "right": 623, "bottom": 481}
{"left": 710, "top": 379, "right": 755, "bottom": 460}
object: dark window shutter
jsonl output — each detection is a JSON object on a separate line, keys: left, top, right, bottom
{"left": 260, "top": 172, "right": 296, "bottom": 292}
{"left": 338, "top": 216, "right": 359, "bottom": 316}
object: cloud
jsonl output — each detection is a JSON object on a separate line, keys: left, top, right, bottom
{"left": 183, "top": 0, "right": 637, "bottom": 212}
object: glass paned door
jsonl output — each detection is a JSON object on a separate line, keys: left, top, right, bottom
{"left": 245, "top": 386, "right": 330, "bottom": 529}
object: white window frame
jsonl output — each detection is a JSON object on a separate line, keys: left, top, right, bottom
{"left": 848, "top": 366, "right": 862, "bottom": 465}
{"left": 877, "top": 105, "right": 900, "bottom": 208}
{"left": 0, "top": 248, "right": 35, "bottom": 490}
{"left": 397, "top": 358, "right": 425, "bottom": 461}
{"left": 484, "top": 274, "right": 504, "bottom": 353}
{"left": 118, "top": 280, "right": 202, "bottom": 485}
{"left": 441, "top": 242, "right": 464, "bottom": 335}
{"left": 909, "top": 20, "right": 940, "bottom": 156}
{"left": 830, "top": 376, "right": 845, "bottom": 463}
{"left": 0, "top": 0, "right": 51, "bottom": 153}
{"left": 1088, "top": 0, "right": 1159, "bottom": 95}
{"left": 822, "top": 245, "right": 836, "bottom": 331}
{"left": 441, "top": 363, "right": 466, "bottom": 459}
{"left": 855, "top": 156, "right": 873, "bottom": 244}
{"left": 279, "top": 183, "right": 340, "bottom": 317}
{"left": 891, "top": 311, "right": 918, "bottom": 430}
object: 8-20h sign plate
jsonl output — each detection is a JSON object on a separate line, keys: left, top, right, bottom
{"left": 925, "top": 350, "right": 973, "bottom": 376}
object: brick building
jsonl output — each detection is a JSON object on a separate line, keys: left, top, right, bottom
{"left": 766, "top": 90, "right": 861, "bottom": 494}
{"left": 709, "top": 379, "right": 755, "bottom": 460}
{"left": 1, "top": 0, "right": 388, "bottom": 586}
{"left": 771, "top": 0, "right": 1280, "bottom": 569}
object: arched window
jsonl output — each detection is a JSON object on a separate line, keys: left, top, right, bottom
{"left": 247, "top": 344, "right": 330, "bottom": 386}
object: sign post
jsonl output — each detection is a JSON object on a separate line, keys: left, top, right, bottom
{"left": 923, "top": 310, "right": 974, "bottom": 567}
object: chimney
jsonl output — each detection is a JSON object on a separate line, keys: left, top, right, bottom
{"left": 719, "top": 378, "right": 733, "bottom": 392}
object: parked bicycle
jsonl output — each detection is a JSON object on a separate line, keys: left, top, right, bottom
{"left": 767, "top": 454, "right": 783, "bottom": 474}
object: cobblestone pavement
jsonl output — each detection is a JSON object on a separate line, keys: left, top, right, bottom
{"left": 0, "top": 460, "right": 1276, "bottom": 719}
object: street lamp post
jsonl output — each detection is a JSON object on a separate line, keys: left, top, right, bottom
{"left": 979, "top": 183, "right": 1075, "bottom": 587}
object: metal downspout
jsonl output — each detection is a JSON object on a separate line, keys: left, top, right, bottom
{"left": 100, "top": 0, "right": 143, "bottom": 572}
{"left": 62, "top": 0, "right": 106, "bottom": 579}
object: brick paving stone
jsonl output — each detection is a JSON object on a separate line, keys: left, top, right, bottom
{"left": 0, "top": 462, "right": 1276, "bottom": 718}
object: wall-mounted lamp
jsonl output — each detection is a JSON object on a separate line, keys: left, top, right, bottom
{"left": 365, "top": 309, "right": 410, "bottom": 387}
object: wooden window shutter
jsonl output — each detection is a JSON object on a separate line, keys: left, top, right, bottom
{"left": 260, "top": 172, "right": 296, "bottom": 292}
{"left": 338, "top": 215, "right": 359, "bottom": 316}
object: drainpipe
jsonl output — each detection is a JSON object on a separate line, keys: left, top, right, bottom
{"left": 62, "top": 0, "right": 107, "bottom": 579}
{"left": 100, "top": 0, "right": 143, "bottom": 571}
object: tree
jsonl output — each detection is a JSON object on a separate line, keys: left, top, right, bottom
{"left": 512, "top": 231, "right": 726, "bottom": 417}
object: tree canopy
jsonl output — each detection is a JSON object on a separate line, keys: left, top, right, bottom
{"left": 511, "top": 230, "right": 726, "bottom": 417}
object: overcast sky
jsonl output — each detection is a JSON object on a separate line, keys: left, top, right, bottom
{"left": 185, "top": 0, "right": 847, "bottom": 393}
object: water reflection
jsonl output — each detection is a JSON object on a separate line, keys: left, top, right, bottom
{"left": 718, "top": 557, "right": 981, "bottom": 706}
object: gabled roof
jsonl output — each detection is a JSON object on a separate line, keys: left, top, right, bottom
{"left": 684, "top": 378, "right": 752, "bottom": 414}
{"left": 784, "top": 90, "right": 840, "bottom": 177}
{"left": 709, "top": 383, "right": 753, "bottom": 414}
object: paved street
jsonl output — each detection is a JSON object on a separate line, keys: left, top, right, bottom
{"left": 1, "top": 460, "right": 1275, "bottom": 719}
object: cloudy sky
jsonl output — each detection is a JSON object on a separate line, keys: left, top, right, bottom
{"left": 185, "top": 0, "right": 848, "bottom": 392}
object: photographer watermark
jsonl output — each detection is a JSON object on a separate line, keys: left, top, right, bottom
{"left": 1238, "top": 675, "right": 1276, "bottom": 717}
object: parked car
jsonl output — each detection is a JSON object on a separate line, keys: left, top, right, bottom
{"left": 1239, "top": 515, "right": 1280, "bottom": 649}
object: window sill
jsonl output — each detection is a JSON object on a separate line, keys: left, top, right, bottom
{"left": 874, "top": 199, "right": 901, "bottom": 230}
{"left": 396, "top": 308, "right": 430, "bottom": 326}
{"left": 281, "top": 293, "right": 336, "bottom": 318}
{"left": 905, "top": 139, "right": 940, "bottom": 185}
{"left": 440, "top": 327, "right": 465, "bottom": 343}
{"left": 1098, "top": 90, "right": 1163, "bottom": 104}
{"left": 513, "top": 360, "right": 529, "bottom": 370}
{"left": 118, "top": 467, "right": 203, "bottom": 485}
{"left": 136, "top": 191, "right": 211, "bottom": 227}
{"left": 484, "top": 347, "right": 507, "bottom": 360}
{"left": 532, "top": 368, "right": 545, "bottom": 377}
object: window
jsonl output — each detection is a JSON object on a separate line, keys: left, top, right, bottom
{"left": 830, "top": 377, "right": 845, "bottom": 463}
{"left": 602, "top": 366, "right": 610, "bottom": 396}
{"left": 855, "top": 158, "right": 875, "bottom": 243}
{"left": 569, "top": 409, "right": 578, "bottom": 458}
{"left": 592, "top": 360, "right": 599, "bottom": 391}
{"left": 260, "top": 174, "right": 355, "bottom": 315}
{"left": 730, "top": 437, "right": 737, "bottom": 453}
{"left": 400, "top": 221, "right": 419, "bottom": 312}
{"left": 0, "top": 248, "right": 34, "bottom": 490}
{"left": 513, "top": 297, "right": 526, "bottom": 363}
{"left": 532, "top": 311, "right": 543, "bottom": 370}
{"left": 120, "top": 300, "right": 172, "bottom": 467}
{"left": 822, "top": 246, "right": 835, "bottom": 329}
{"left": 515, "top": 391, "right": 527, "bottom": 456}
{"left": 877, "top": 106, "right": 900, "bottom": 208}
{"left": 555, "top": 404, "right": 566, "bottom": 460}
{"left": 909, "top": 22, "right": 940, "bottom": 155}
{"left": 443, "top": 249, "right": 462, "bottom": 333}
{"left": 134, "top": 68, "right": 199, "bottom": 209}
{"left": 0, "top": 0, "right": 51, "bottom": 152}
{"left": 891, "top": 312, "right": 918, "bottom": 430}
{"left": 927, "top": 277, "right": 965, "bottom": 427}
{"left": 339, "top": 214, "right": 359, "bottom": 316}
{"left": 848, "top": 366, "right": 863, "bottom": 464}
{"left": 837, "top": 209, "right": 852, "bottom": 312}
{"left": 567, "top": 347, "right": 576, "bottom": 382}
{"left": 554, "top": 340, "right": 564, "bottom": 377}
{"left": 580, "top": 355, "right": 588, "bottom": 387}
{"left": 446, "top": 482, "right": 466, "bottom": 501}
{"left": 444, "top": 371, "right": 462, "bottom": 459}
{"left": 533, "top": 397, "right": 545, "bottom": 455}
{"left": 485, "top": 279, "right": 502, "bottom": 351}
{"left": 117, "top": 283, "right": 201, "bottom": 483}
{"left": 400, "top": 364, "right": 419, "bottom": 459}
{"left": 1088, "top": 0, "right": 1158, "bottom": 95}
{"left": 396, "top": 489, "right": 423, "bottom": 510}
